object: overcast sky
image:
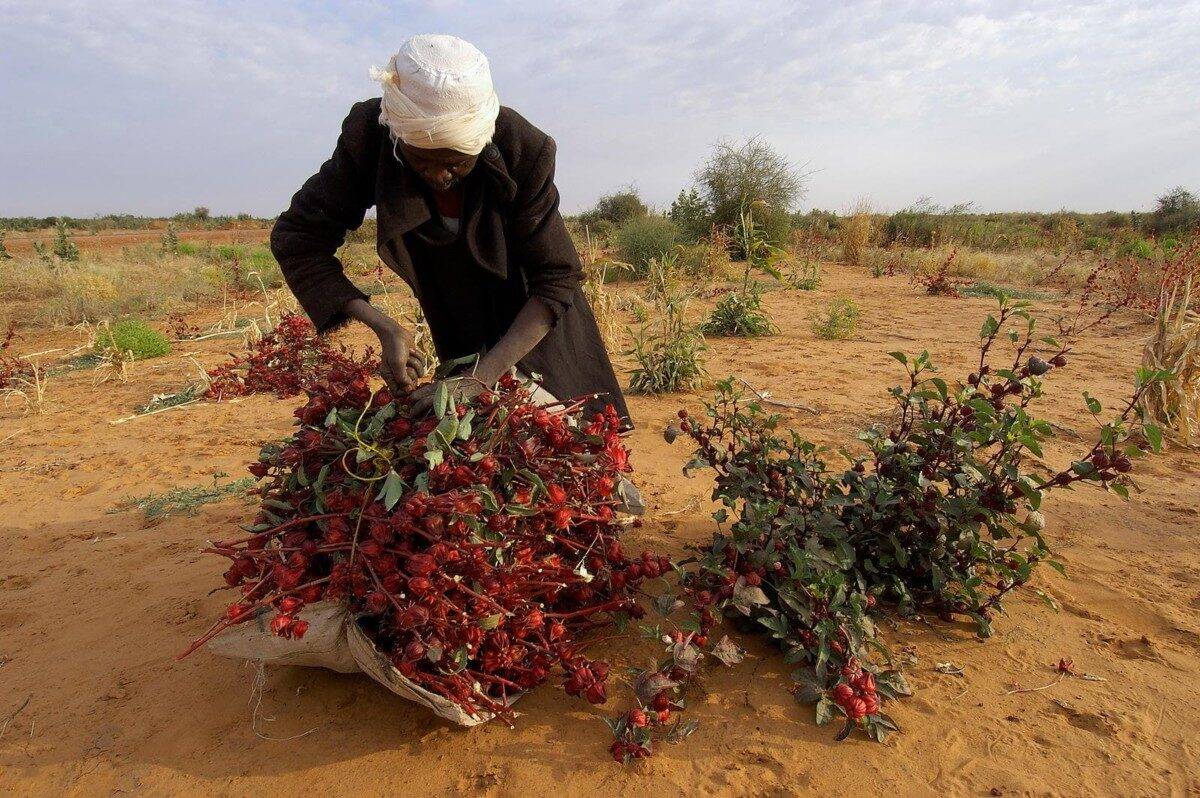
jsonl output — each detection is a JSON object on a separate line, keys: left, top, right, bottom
{"left": 2, "top": 1, "right": 1197, "bottom": 218}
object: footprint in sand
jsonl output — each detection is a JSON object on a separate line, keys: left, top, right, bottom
{"left": 1098, "top": 634, "right": 1168, "bottom": 664}
{"left": 1048, "top": 698, "right": 1120, "bottom": 738}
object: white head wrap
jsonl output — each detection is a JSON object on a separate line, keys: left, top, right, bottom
{"left": 370, "top": 34, "right": 499, "bottom": 156}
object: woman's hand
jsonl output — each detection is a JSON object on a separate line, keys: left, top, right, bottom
{"left": 407, "top": 377, "right": 485, "bottom": 418}
{"left": 342, "top": 298, "right": 425, "bottom": 392}
{"left": 377, "top": 325, "right": 426, "bottom": 393}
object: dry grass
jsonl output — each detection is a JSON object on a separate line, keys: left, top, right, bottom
{"left": 0, "top": 243, "right": 286, "bottom": 327}
{"left": 1141, "top": 244, "right": 1200, "bottom": 445}
{"left": 578, "top": 228, "right": 630, "bottom": 350}
{"left": 839, "top": 200, "right": 874, "bottom": 269}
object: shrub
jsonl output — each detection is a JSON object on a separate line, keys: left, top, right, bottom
{"left": 626, "top": 298, "right": 1164, "bottom": 755}
{"left": 580, "top": 190, "right": 648, "bottom": 229}
{"left": 96, "top": 318, "right": 172, "bottom": 360}
{"left": 668, "top": 187, "right": 711, "bottom": 242}
{"left": 1122, "top": 238, "right": 1157, "bottom": 260}
{"left": 839, "top": 201, "right": 873, "bottom": 268}
{"left": 787, "top": 259, "right": 821, "bottom": 290}
{"left": 53, "top": 218, "right": 80, "bottom": 261}
{"left": 0, "top": 230, "right": 11, "bottom": 261}
{"left": 702, "top": 285, "right": 777, "bottom": 337}
{"left": 627, "top": 288, "right": 706, "bottom": 395}
{"left": 696, "top": 137, "right": 806, "bottom": 232}
{"left": 1145, "top": 186, "right": 1200, "bottom": 238}
{"left": 616, "top": 215, "right": 678, "bottom": 274}
{"left": 883, "top": 199, "right": 942, "bottom": 247}
{"left": 161, "top": 223, "right": 181, "bottom": 254}
{"left": 914, "top": 251, "right": 965, "bottom": 296}
{"left": 1140, "top": 241, "right": 1200, "bottom": 444}
{"left": 810, "top": 297, "right": 859, "bottom": 339}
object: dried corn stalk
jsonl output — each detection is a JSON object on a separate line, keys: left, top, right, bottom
{"left": 1140, "top": 244, "right": 1200, "bottom": 446}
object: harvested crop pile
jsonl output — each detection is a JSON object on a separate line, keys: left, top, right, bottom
{"left": 183, "top": 363, "right": 662, "bottom": 722}
{"left": 204, "top": 312, "right": 375, "bottom": 400}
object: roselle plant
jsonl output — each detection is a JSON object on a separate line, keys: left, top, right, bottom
{"left": 205, "top": 312, "right": 374, "bottom": 401}
{"left": 606, "top": 294, "right": 1164, "bottom": 757}
{"left": 184, "top": 361, "right": 668, "bottom": 723}
{"left": 0, "top": 323, "right": 33, "bottom": 391}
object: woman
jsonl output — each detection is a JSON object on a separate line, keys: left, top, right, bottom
{"left": 271, "top": 34, "right": 628, "bottom": 424}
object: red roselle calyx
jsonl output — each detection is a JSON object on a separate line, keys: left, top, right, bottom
{"left": 183, "top": 363, "right": 665, "bottom": 725}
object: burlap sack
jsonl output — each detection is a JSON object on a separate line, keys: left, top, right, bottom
{"left": 207, "top": 601, "right": 520, "bottom": 725}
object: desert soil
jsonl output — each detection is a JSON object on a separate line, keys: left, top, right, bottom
{"left": 1, "top": 264, "right": 1197, "bottom": 797}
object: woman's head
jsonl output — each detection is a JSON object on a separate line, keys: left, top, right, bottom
{"left": 372, "top": 34, "right": 498, "bottom": 186}
{"left": 397, "top": 142, "right": 477, "bottom": 193}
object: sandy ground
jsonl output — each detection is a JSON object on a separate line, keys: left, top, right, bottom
{"left": 1, "top": 264, "right": 1198, "bottom": 797}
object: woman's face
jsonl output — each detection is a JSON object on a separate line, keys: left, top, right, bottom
{"left": 399, "top": 142, "right": 478, "bottom": 193}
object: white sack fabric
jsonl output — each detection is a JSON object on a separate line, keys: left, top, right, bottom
{"left": 370, "top": 34, "right": 499, "bottom": 156}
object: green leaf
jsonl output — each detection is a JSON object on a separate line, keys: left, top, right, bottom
{"left": 1144, "top": 424, "right": 1162, "bottom": 453}
{"left": 815, "top": 696, "right": 836, "bottom": 726}
{"left": 378, "top": 469, "right": 405, "bottom": 510}
{"left": 314, "top": 463, "right": 331, "bottom": 492}
{"left": 478, "top": 613, "right": 504, "bottom": 630}
{"left": 887, "top": 351, "right": 907, "bottom": 365}
{"left": 877, "top": 670, "right": 912, "bottom": 697}
{"left": 434, "top": 381, "right": 450, "bottom": 418}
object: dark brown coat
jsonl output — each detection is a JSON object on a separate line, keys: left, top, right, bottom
{"left": 270, "top": 99, "right": 628, "bottom": 421}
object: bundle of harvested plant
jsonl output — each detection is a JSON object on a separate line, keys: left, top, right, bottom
{"left": 184, "top": 366, "right": 664, "bottom": 723}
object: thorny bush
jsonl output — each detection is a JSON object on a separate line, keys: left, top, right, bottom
{"left": 184, "top": 361, "right": 670, "bottom": 724}
{"left": 606, "top": 293, "right": 1164, "bottom": 759}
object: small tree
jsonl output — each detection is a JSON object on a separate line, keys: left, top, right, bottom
{"left": 194, "top": 206, "right": 211, "bottom": 221}
{"left": 696, "top": 137, "right": 806, "bottom": 233}
{"left": 0, "top": 230, "right": 11, "bottom": 261}
{"left": 668, "top": 187, "right": 711, "bottom": 242}
{"left": 161, "top": 222, "right": 181, "bottom": 254}
{"left": 52, "top": 219, "right": 80, "bottom": 262}
{"left": 1146, "top": 187, "right": 1200, "bottom": 238}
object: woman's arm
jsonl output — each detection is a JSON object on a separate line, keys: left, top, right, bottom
{"left": 407, "top": 296, "right": 552, "bottom": 415}
{"left": 271, "top": 102, "right": 379, "bottom": 333}
{"left": 344, "top": 298, "right": 425, "bottom": 391}
{"left": 474, "top": 296, "right": 554, "bottom": 384}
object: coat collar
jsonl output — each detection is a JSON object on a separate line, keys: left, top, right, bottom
{"left": 375, "top": 138, "right": 516, "bottom": 282}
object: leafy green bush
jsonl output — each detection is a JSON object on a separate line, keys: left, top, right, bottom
{"left": 668, "top": 187, "right": 711, "bottom": 242}
{"left": 702, "top": 285, "right": 777, "bottom": 337}
{"left": 788, "top": 259, "right": 821, "bottom": 290}
{"left": 1122, "top": 238, "right": 1157, "bottom": 260}
{"left": 53, "top": 219, "right": 80, "bottom": 261}
{"left": 627, "top": 288, "right": 706, "bottom": 394}
{"left": 616, "top": 215, "right": 678, "bottom": 273}
{"left": 810, "top": 297, "right": 859, "bottom": 339}
{"left": 96, "top": 318, "right": 171, "bottom": 360}
{"left": 579, "top": 190, "right": 648, "bottom": 229}
{"left": 1145, "top": 186, "right": 1199, "bottom": 238}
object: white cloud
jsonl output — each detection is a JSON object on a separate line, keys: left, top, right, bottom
{"left": 0, "top": 0, "right": 1196, "bottom": 216}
